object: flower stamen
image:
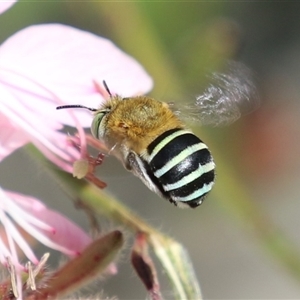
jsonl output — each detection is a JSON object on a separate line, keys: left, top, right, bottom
{"left": 7, "top": 256, "right": 19, "bottom": 298}
{"left": 26, "top": 261, "right": 36, "bottom": 290}
{"left": 25, "top": 253, "right": 49, "bottom": 291}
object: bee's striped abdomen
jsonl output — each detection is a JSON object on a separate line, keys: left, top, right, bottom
{"left": 146, "top": 128, "right": 215, "bottom": 208}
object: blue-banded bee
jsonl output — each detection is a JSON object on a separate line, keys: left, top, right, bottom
{"left": 57, "top": 62, "right": 258, "bottom": 208}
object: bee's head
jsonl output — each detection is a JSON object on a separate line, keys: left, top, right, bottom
{"left": 56, "top": 80, "right": 114, "bottom": 139}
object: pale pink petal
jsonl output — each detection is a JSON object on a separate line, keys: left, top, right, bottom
{"left": 0, "top": 83, "right": 81, "bottom": 165}
{"left": 0, "top": 189, "right": 40, "bottom": 265}
{"left": 0, "top": 113, "right": 28, "bottom": 160}
{"left": 33, "top": 209, "right": 92, "bottom": 255}
{"left": 8, "top": 191, "right": 92, "bottom": 256}
{"left": 0, "top": 69, "right": 69, "bottom": 130}
{"left": 0, "top": 0, "right": 17, "bottom": 14}
{"left": 0, "top": 77, "right": 34, "bottom": 160}
{"left": 0, "top": 24, "right": 153, "bottom": 127}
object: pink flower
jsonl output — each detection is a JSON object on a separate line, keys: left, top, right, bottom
{"left": 0, "top": 23, "right": 152, "bottom": 172}
{"left": 0, "top": 21, "right": 152, "bottom": 298}
{"left": 0, "top": 188, "right": 93, "bottom": 299}
{"left": 0, "top": 189, "right": 92, "bottom": 268}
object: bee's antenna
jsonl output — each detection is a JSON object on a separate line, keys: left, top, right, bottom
{"left": 103, "top": 80, "right": 112, "bottom": 96}
{"left": 56, "top": 105, "right": 97, "bottom": 112}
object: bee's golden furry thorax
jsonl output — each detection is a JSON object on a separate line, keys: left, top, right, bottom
{"left": 99, "top": 95, "right": 184, "bottom": 154}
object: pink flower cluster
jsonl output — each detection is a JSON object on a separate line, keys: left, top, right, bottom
{"left": 0, "top": 2, "right": 152, "bottom": 298}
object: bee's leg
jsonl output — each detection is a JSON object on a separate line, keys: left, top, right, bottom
{"left": 125, "top": 152, "right": 162, "bottom": 196}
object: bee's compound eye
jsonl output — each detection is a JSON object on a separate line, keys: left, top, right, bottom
{"left": 91, "top": 112, "right": 107, "bottom": 139}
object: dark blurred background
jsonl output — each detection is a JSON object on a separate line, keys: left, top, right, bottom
{"left": 0, "top": 1, "right": 300, "bottom": 299}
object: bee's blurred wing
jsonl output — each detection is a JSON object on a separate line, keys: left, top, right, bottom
{"left": 174, "top": 61, "right": 260, "bottom": 127}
